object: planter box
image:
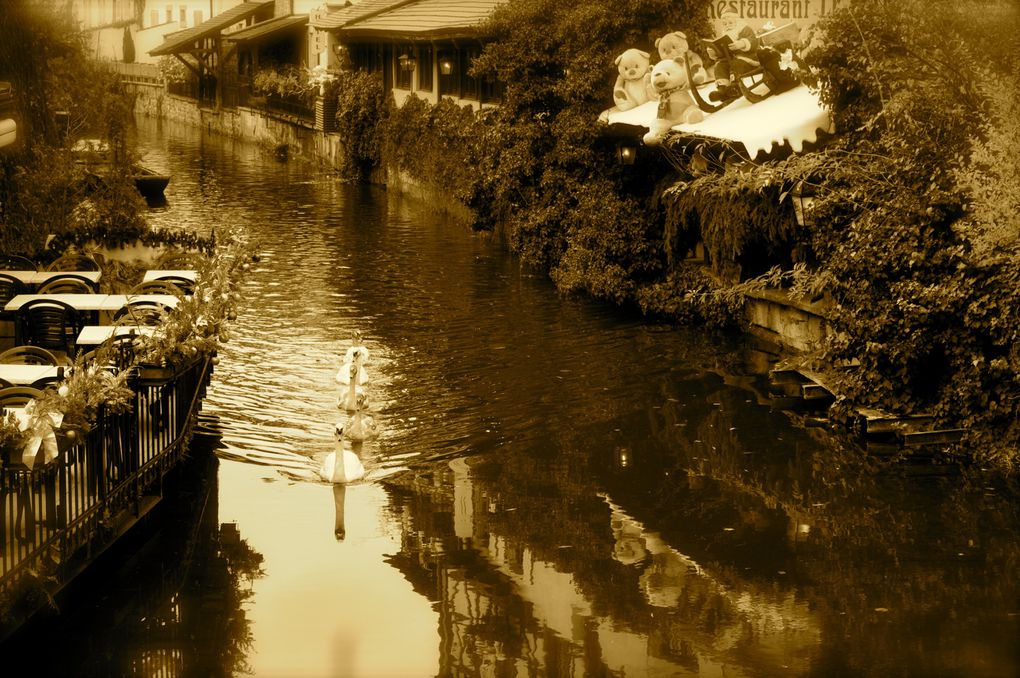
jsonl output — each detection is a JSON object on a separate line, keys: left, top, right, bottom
{"left": 136, "top": 357, "right": 200, "bottom": 386}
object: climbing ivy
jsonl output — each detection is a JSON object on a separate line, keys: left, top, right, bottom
{"left": 679, "top": 0, "right": 1020, "bottom": 468}
{"left": 332, "top": 70, "right": 389, "bottom": 181}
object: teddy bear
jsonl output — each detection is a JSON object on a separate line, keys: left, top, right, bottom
{"left": 642, "top": 58, "right": 703, "bottom": 146}
{"left": 654, "top": 31, "right": 707, "bottom": 85}
{"left": 612, "top": 48, "right": 654, "bottom": 111}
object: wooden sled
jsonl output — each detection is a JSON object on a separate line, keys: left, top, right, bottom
{"left": 736, "top": 23, "right": 804, "bottom": 103}
{"left": 689, "top": 22, "right": 804, "bottom": 110}
{"left": 684, "top": 52, "right": 736, "bottom": 113}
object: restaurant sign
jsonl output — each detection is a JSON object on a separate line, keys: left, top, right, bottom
{"left": 707, "top": 0, "right": 851, "bottom": 31}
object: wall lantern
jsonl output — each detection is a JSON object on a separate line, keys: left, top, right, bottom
{"left": 398, "top": 53, "right": 416, "bottom": 71}
{"left": 615, "top": 447, "right": 632, "bottom": 468}
{"left": 791, "top": 182, "right": 816, "bottom": 227}
{"left": 439, "top": 58, "right": 454, "bottom": 75}
{"left": 615, "top": 140, "right": 638, "bottom": 166}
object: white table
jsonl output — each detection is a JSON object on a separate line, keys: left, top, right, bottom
{"left": 4, "top": 293, "right": 180, "bottom": 313}
{"left": 1, "top": 270, "right": 102, "bottom": 287}
{"left": 142, "top": 270, "right": 197, "bottom": 283}
{"left": 76, "top": 325, "right": 158, "bottom": 347}
{"left": 0, "top": 364, "right": 62, "bottom": 385}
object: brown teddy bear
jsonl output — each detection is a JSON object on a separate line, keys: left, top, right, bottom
{"left": 654, "top": 31, "right": 707, "bottom": 85}
{"left": 612, "top": 48, "right": 655, "bottom": 111}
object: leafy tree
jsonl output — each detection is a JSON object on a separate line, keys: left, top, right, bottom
{"left": 465, "top": 0, "right": 707, "bottom": 293}
{"left": 122, "top": 26, "right": 135, "bottom": 64}
{"left": 715, "top": 0, "right": 1020, "bottom": 466}
{"left": 0, "top": 0, "right": 143, "bottom": 256}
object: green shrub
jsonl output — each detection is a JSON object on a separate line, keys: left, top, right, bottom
{"left": 693, "top": 0, "right": 1020, "bottom": 467}
{"left": 333, "top": 70, "right": 389, "bottom": 181}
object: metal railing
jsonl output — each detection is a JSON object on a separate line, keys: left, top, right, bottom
{"left": 0, "top": 356, "right": 213, "bottom": 619}
{"left": 108, "top": 62, "right": 162, "bottom": 86}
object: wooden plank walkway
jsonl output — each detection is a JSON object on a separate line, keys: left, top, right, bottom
{"left": 768, "top": 369, "right": 967, "bottom": 446}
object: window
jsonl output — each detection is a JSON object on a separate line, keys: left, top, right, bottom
{"left": 150, "top": 9, "right": 158, "bottom": 26}
{"left": 194, "top": 10, "right": 203, "bottom": 25}
{"left": 166, "top": 5, "right": 172, "bottom": 23}
{"left": 459, "top": 46, "right": 480, "bottom": 101}
{"left": 179, "top": 7, "right": 187, "bottom": 28}
{"left": 395, "top": 47, "right": 413, "bottom": 90}
{"left": 417, "top": 45, "right": 433, "bottom": 92}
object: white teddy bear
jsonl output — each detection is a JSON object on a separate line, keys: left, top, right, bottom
{"left": 642, "top": 59, "right": 704, "bottom": 146}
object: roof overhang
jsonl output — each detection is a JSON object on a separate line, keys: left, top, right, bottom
{"left": 149, "top": 0, "right": 275, "bottom": 56}
{"left": 335, "top": 0, "right": 506, "bottom": 42}
{"left": 310, "top": 0, "right": 416, "bottom": 30}
{"left": 226, "top": 14, "right": 309, "bottom": 44}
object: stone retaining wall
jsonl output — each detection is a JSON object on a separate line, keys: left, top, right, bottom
{"left": 744, "top": 288, "right": 830, "bottom": 353}
{"left": 128, "top": 83, "right": 346, "bottom": 169}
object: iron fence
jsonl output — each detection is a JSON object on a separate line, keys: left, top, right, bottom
{"left": 0, "top": 356, "right": 213, "bottom": 622}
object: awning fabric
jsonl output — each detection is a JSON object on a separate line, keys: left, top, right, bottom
{"left": 226, "top": 14, "right": 308, "bottom": 43}
{"left": 0, "top": 118, "right": 16, "bottom": 149}
{"left": 603, "top": 84, "right": 833, "bottom": 161}
{"left": 149, "top": 0, "right": 274, "bottom": 56}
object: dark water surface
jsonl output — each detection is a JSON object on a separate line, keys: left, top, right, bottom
{"left": 4, "top": 116, "right": 1020, "bottom": 677}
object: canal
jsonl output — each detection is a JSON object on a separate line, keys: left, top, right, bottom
{"left": 3, "top": 116, "right": 1019, "bottom": 676}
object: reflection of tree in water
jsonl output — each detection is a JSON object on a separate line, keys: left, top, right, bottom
{"left": 381, "top": 354, "right": 1020, "bottom": 676}
{"left": 0, "top": 453, "right": 267, "bottom": 677}
{"left": 617, "top": 371, "right": 1020, "bottom": 676}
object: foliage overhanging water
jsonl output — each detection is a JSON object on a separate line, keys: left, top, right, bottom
{"left": 3, "top": 116, "right": 1018, "bottom": 678}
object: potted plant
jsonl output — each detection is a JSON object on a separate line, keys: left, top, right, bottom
{"left": 0, "top": 411, "right": 30, "bottom": 467}
{"left": 132, "top": 228, "right": 256, "bottom": 383}
{"left": 32, "top": 351, "right": 135, "bottom": 445}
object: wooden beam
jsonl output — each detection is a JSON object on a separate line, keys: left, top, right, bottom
{"left": 173, "top": 54, "right": 200, "bottom": 77}
{"left": 899, "top": 429, "right": 966, "bottom": 446}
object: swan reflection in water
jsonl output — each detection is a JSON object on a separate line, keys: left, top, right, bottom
{"left": 333, "top": 483, "right": 347, "bottom": 541}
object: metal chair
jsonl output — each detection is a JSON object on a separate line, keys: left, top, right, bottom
{"left": 46, "top": 253, "right": 101, "bottom": 272}
{"left": 115, "top": 300, "right": 173, "bottom": 326}
{"left": 16, "top": 298, "right": 85, "bottom": 359}
{"left": 128, "top": 280, "right": 185, "bottom": 297}
{"left": 96, "top": 333, "right": 138, "bottom": 372}
{"left": 30, "top": 367, "right": 66, "bottom": 391}
{"left": 38, "top": 273, "right": 97, "bottom": 294}
{"left": 0, "top": 346, "right": 61, "bottom": 366}
{"left": 0, "top": 386, "right": 45, "bottom": 408}
{"left": 147, "top": 275, "right": 194, "bottom": 295}
{"left": 0, "top": 254, "right": 38, "bottom": 270}
{"left": 0, "top": 273, "right": 26, "bottom": 345}
{"left": 0, "top": 385, "right": 49, "bottom": 541}
{"left": 0, "top": 272, "right": 25, "bottom": 306}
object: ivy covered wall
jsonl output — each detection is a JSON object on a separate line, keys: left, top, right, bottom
{"left": 333, "top": 0, "right": 1020, "bottom": 468}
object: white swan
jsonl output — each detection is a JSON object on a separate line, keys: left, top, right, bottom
{"left": 345, "top": 395, "right": 379, "bottom": 442}
{"left": 335, "top": 347, "right": 370, "bottom": 386}
{"left": 337, "top": 362, "right": 366, "bottom": 412}
{"left": 319, "top": 423, "right": 366, "bottom": 483}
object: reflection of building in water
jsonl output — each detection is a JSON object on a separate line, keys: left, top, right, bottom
{"left": 383, "top": 455, "right": 822, "bottom": 676}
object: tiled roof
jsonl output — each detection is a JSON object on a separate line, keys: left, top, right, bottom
{"left": 149, "top": 1, "right": 275, "bottom": 56}
{"left": 310, "top": 0, "right": 414, "bottom": 30}
{"left": 225, "top": 14, "right": 308, "bottom": 42}
{"left": 340, "top": 0, "right": 507, "bottom": 38}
